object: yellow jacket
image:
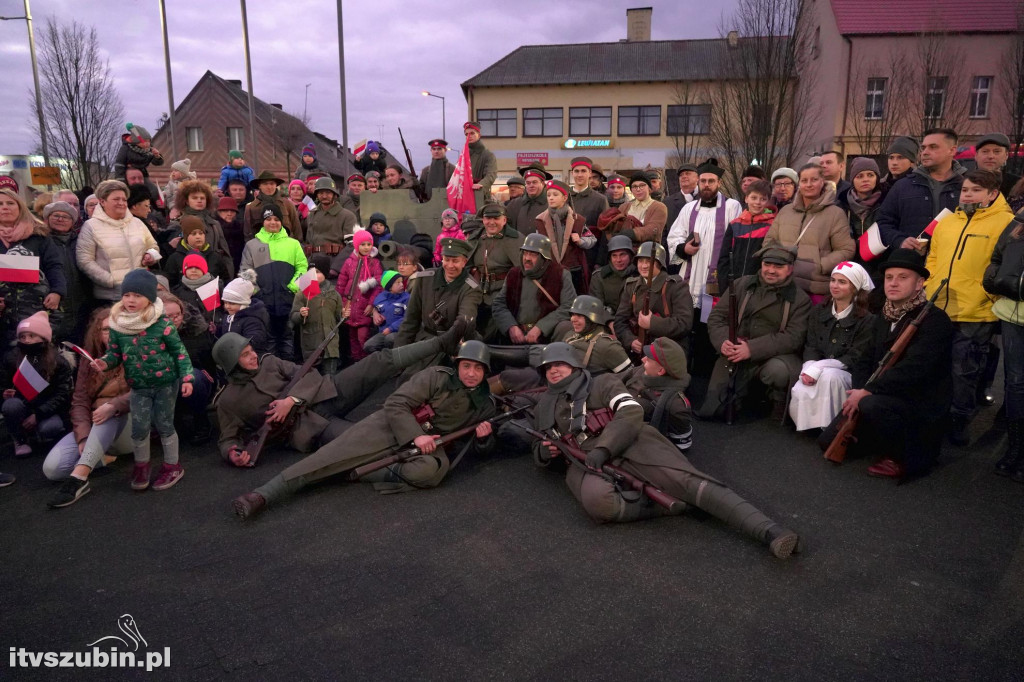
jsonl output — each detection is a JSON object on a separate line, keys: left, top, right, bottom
{"left": 925, "top": 194, "right": 1013, "bottom": 322}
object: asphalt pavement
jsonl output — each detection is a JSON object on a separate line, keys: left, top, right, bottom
{"left": 1, "top": 384, "right": 1022, "bottom": 681}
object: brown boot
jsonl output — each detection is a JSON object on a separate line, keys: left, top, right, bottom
{"left": 232, "top": 492, "right": 266, "bottom": 520}
{"left": 767, "top": 525, "right": 800, "bottom": 559}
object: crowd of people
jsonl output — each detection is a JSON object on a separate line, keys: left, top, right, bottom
{"left": 2, "top": 119, "right": 1022, "bottom": 560}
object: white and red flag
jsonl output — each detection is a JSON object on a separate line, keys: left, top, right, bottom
{"left": 919, "top": 208, "right": 954, "bottom": 238}
{"left": 296, "top": 268, "right": 321, "bottom": 298}
{"left": 196, "top": 279, "right": 221, "bottom": 312}
{"left": 447, "top": 137, "right": 476, "bottom": 217}
{"left": 13, "top": 357, "right": 48, "bottom": 401}
{"left": 352, "top": 139, "right": 368, "bottom": 158}
{"left": 858, "top": 223, "right": 886, "bottom": 261}
{"left": 0, "top": 254, "right": 40, "bottom": 284}
{"left": 61, "top": 341, "right": 94, "bottom": 363}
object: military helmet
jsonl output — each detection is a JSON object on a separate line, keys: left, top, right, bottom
{"left": 455, "top": 340, "right": 491, "bottom": 371}
{"left": 569, "top": 295, "right": 609, "bottom": 325}
{"left": 538, "top": 342, "right": 583, "bottom": 369}
{"left": 606, "top": 234, "right": 635, "bottom": 255}
{"left": 212, "top": 332, "right": 252, "bottom": 374}
{"left": 636, "top": 241, "right": 667, "bottom": 268}
{"left": 313, "top": 176, "right": 339, "bottom": 197}
{"left": 521, "top": 232, "right": 552, "bottom": 260}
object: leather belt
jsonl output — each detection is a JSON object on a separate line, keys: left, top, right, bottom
{"left": 304, "top": 243, "right": 342, "bottom": 255}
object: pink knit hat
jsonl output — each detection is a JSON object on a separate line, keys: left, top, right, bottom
{"left": 16, "top": 311, "right": 52, "bottom": 342}
{"left": 288, "top": 179, "right": 307, "bottom": 195}
{"left": 352, "top": 229, "right": 373, "bottom": 249}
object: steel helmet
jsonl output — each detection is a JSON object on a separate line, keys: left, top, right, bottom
{"left": 538, "top": 342, "right": 583, "bottom": 369}
{"left": 569, "top": 295, "right": 609, "bottom": 325}
{"left": 521, "top": 232, "right": 552, "bottom": 260}
{"left": 455, "top": 340, "right": 491, "bottom": 371}
{"left": 313, "top": 176, "right": 339, "bottom": 197}
{"left": 636, "top": 241, "right": 667, "bottom": 268}
{"left": 212, "top": 332, "right": 252, "bottom": 374}
{"left": 606, "top": 234, "right": 635, "bottom": 255}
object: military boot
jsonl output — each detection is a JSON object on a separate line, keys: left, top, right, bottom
{"left": 486, "top": 345, "right": 532, "bottom": 367}
{"left": 390, "top": 316, "right": 468, "bottom": 368}
{"left": 995, "top": 418, "right": 1024, "bottom": 477}
{"left": 766, "top": 525, "right": 801, "bottom": 559}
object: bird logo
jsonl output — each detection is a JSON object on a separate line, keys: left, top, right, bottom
{"left": 87, "top": 614, "right": 148, "bottom": 652}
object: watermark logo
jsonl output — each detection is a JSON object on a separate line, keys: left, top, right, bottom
{"left": 8, "top": 614, "right": 170, "bottom": 671}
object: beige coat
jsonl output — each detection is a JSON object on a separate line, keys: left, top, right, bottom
{"left": 763, "top": 188, "right": 854, "bottom": 296}
{"left": 76, "top": 206, "right": 158, "bottom": 301}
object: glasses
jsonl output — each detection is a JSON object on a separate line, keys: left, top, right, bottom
{"left": 630, "top": 184, "right": 648, "bottom": 191}
{"left": 397, "top": 261, "right": 416, "bottom": 267}
{"left": 773, "top": 181, "right": 794, "bottom": 188}
{"left": 49, "top": 214, "right": 72, "bottom": 220}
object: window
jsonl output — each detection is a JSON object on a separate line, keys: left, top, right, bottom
{"left": 667, "top": 104, "right": 711, "bottom": 136}
{"left": 227, "top": 127, "right": 244, "bottom": 152}
{"left": 865, "top": 78, "right": 886, "bottom": 120}
{"left": 523, "top": 108, "right": 563, "bottom": 137}
{"left": 925, "top": 77, "right": 947, "bottom": 119}
{"left": 186, "top": 127, "right": 203, "bottom": 152}
{"left": 477, "top": 109, "right": 517, "bottom": 137}
{"left": 618, "top": 106, "right": 661, "bottom": 136}
{"left": 970, "top": 76, "right": 993, "bottom": 118}
{"left": 569, "top": 107, "right": 612, "bottom": 136}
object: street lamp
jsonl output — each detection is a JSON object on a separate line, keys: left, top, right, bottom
{"left": 421, "top": 91, "right": 445, "bottom": 142}
{"left": 1, "top": 0, "right": 49, "bottom": 166}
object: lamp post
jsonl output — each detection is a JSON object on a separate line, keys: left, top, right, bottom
{"left": 1, "top": 0, "right": 49, "bottom": 166}
{"left": 421, "top": 91, "right": 445, "bottom": 141}
{"left": 158, "top": 0, "right": 177, "bottom": 161}
{"left": 303, "top": 83, "right": 312, "bottom": 122}
{"left": 240, "top": 0, "right": 258, "bottom": 169}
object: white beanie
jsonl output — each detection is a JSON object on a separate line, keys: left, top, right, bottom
{"left": 171, "top": 158, "right": 196, "bottom": 179}
{"left": 771, "top": 167, "right": 798, "bottom": 185}
{"left": 223, "top": 271, "right": 257, "bottom": 305}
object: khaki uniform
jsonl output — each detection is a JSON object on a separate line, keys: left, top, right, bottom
{"left": 465, "top": 225, "right": 526, "bottom": 304}
{"left": 613, "top": 272, "right": 694, "bottom": 350}
{"left": 589, "top": 263, "right": 637, "bottom": 320}
{"left": 307, "top": 201, "right": 358, "bottom": 246}
{"left": 623, "top": 366, "right": 692, "bottom": 449}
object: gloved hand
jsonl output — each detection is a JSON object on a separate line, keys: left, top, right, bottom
{"left": 586, "top": 447, "right": 610, "bottom": 469}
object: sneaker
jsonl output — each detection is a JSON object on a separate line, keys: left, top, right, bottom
{"left": 131, "top": 462, "right": 151, "bottom": 491}
{"left": 13, "top": 441, "right": 32, "bottom": 458}
{"left": 0, "top": 472, "right": 15, "bottom": 487}
{"left": 152, "top": 463, "right": 184, "bottom": 491}
{"left": 47, "top": 476, "right": 90, "bottom": 509}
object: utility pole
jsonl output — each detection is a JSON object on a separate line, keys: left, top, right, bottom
{"left": 2, "top": 0, "right": 50, "bottom": 165}
{"left": 337, "top": 0, "right": 348, "bottom": 154}
{"left": 304, "top": 83, "right": 312, "bottom": 122}
{"left": 158, "top": 0, "right": 178, "bottom": 161}
{"left": 240, "top": 0, "right": 259, "bottom": 169}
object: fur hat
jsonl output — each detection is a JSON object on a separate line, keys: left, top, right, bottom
{"left": 171, "top": 159, "right": 196, "bottom": 179}
{"left": 223, "top": 271, "right": 257, "bottom": 305}
{"left": 16, "top": 311, "right": 52, "bottom": 343}
{"left": 43, "top": 201, "right": 78, "bottom": 224}
{"left": 121, "top": 268, "right": 158, "bottom": 303}
{"left": 182, "top": 253, "right": 208, "bottom": 275}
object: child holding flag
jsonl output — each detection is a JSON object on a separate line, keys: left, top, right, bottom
{"left": 290, "top": 254, "right": 343, "bottom": 374}
{"left": 0, "top": 312, "right": 73, "bottom": 458}
{"left": 172, "top": 254, "right": 222, "bottom": 325}
{"left": 335, "top": 230, "right": 382, "bottom": 361}
{"left": 92, "top": 269, "right": 194, "bottom": 492}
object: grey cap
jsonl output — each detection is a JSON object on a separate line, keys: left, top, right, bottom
{"left": 976, "top": 132, "right": 1011, "bottom": 150}
{"left": 755, "top": 245, "right": 797, "bottom": 265}
{"left": 506, "top": 175, "right": 525, "bottom": 187}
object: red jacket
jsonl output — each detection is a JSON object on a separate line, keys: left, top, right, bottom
{"left": 335, "top": 253, "right": 383, "bottom": 327}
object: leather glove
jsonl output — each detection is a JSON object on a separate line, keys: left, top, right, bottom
{"left": 586, "top": 447, "right": 610, "bottom": 469}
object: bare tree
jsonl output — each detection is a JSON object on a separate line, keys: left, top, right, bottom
{"left": 269, "top": 108, "right": 313, "bottom": 175}
{"left": 667, "top": 81, "right": 709, "bottom": 170}
{"left": 29, "top": 18, "right": 125, "bottom": 189}
{"left": 1000, "top": 10, "right": 1024, "bottom": 174}
{"left": 707, "top": 0, "right": 819, "bottom": 195}
{"left": 915, "top": 32, "right": 971, "bottom": 135}
{"left": 843, "top": 52, "right": 917, "bottom": 156}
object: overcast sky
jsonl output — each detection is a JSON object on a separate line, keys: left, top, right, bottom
{"left": 0, "top": 0, "right": 737, "bottom": 162}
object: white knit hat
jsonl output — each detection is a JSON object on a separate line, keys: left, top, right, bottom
{"left": 223, "top": 271, "right": 256, "bottom": 305}
{"left": 771, "top": 167, "right": 798, "bottom": 184}
{"left": 171, "top": 158, "right": 196, "bottom": 179}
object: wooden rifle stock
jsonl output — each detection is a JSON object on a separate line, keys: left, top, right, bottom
{"left": 241, "top": 316, "right": 348, "bottom": 467}
{"left": 520, "top": 425, "right": 685, "bottom": 513}
{"left": 348, "top": 405, "right": 529, "bottom": 479}
{"left": 724, "top": 278, "right": 739, "bottom": 425}
{"left": 398, "top": 127, "right": 429, "bottom": 204}
{"left": 637, "top": 259, "right": 655, "bottom": 348}
{"left": 823, "top": 279, "right": 948, "bottom": 463}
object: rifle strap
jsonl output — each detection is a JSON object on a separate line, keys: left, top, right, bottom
{"left": 447, "top": 435, "right": 476, "bottom": 473}
{"left": 582, "top": 335, "right": 600, "bottom": 367}
{"left": 533, "top": 280, "right": 559, "bottom": 309}
{"left": 736, "top": 290, "right": 792, "bottom": 333}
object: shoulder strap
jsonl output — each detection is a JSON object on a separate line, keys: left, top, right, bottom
{"left": 533, "top": 280, "right": 559, "bottom": 308}
{"left": 779, "top": 300, "right": 792, "bottom": 333}
{"left": 582, "top": 335, "right": 601, "bottom": 367}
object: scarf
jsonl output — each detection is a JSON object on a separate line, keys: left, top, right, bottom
{"left": 846, "top": 189, "right": 881, "bottom": 221}
{"left": 179, "top": 272, "right": 214, "bottom": 291}
{"left": 425, "top": 158, "right": 449, "bottom": 190}
{"left": 548, "top": 205, "right": 569, "bottom": 250}
{"left": 258, "top": 189, "right": 279, "bottom": 205}
{"left": 290, "top": 199, "right": 309, "bottom": 220}
{"left": 110, "top": 297, "right": 165, "bottom": 335}
{"left": 0, "top": 218, "right": 36, "bottom": 245}
{"left": 228, "top": 365, "right": 258, "bottom": 386}
{"left": 883, "top": 290, "right": 926, "bottom": 323}
{"left": 535, "top": 369, "right": 591, "bottom": 434}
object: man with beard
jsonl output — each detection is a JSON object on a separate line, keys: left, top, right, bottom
{"left": 589, "top": 234, "right": 638, "bottom": 326}
{"left": 418, "top": 139, "right": 455, "bottom": 200}
{"left": 339, "top": 173, "right": 364, "bottom": 224}
{"left": 505, "top": 175, "right": 525, "bottom": 204}
{"left": 231, "top": 340, "right": 496, "bottom": 519}
{"left": 492, "top": 233, "right": 575, "bottom": 345}
{"left": 666, "top": 159, "right": 743, "bottom": 372}
{"left": 464, "top": 203, "right": 525, "bottom": 340}
{"left": 506, "top": 162, "right": 551, "bottom": 234}
{"left": 613, "top": 242, "right": 693, "bottom": 356}
{"left": 528, "top": 343, "right": 800, "bottom": 559}
{"left": 699, "top": 246, "right": 811, "bottom": 420}
{"left": 465, "top": 121, "right": 498, "bottom": 206}
{"left": 306, "top": 176, "right": 357, "bottom": 249}
{"left": 664, "top": 163, "right": 699, "bottom": 230}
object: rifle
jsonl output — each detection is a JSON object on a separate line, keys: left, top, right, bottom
{"left": 636, "top": 253, "right": 656, "bottom": 349}
{"left": 348, "top": 403, "right": 530, "bottom": 479}
{"left": 519, "top": 425, "right": 685, "bottom": 513}
{"left": 240, "top": 316, "right": 348, "bottom": 467}
{"left": 724, "top": 277, "right": 740, "bottom": 425}
{"left": 824, "top": 278, "right": 948, "bottom": 464}
{"left": 398, "top": 127, "right": 429, "bottom": 204}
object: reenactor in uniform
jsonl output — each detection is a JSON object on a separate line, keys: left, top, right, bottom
{"left": 492, "top": 233, "right": 575, "bottom": 345}
{"left": 394, "top": 238, "right": 482, "bottom": 371}
{"left": 463, "top": 203, "right": 526, "bottom": 340}
{"left": 339, "top": 173, "right": 364, "bottom": 224}
{"left": 613, "top": 241, "right": 694, "bottom": 356}
{"left": 306, "top": 177, "right": 358, "bottom": 251}
{"left": 505, "top": 175, "right": 525, "bottom": 204}
{"left": 700, "top": 246, "right": 811, "bottom": 420}
{"left": 464, "top": 122, "right": 498, "bottom": 207}
{"left": 232, "top": 341, "right": 498, "bottom": 519}
{"left": 529, "top": 343, "right": 800, "bottom": 559}
{"left": 418, "top": 138, "right": 455, "bottom": 201}
{"left": 506, "top": 163, "right": 551, "bottom": 234}
{"left": 588, "top": 234, "right": 638, "bottom": 330}
{"left": 623, "top": 337, "right": 693, "bottom": 452}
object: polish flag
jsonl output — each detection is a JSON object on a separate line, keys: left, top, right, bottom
{"left": 296, "top": 268, "right": 320, "bottom": 298}
{"left": 919, "top": 208, "right": 954, "bottom": 238}
{"left": 196, "top": 279, "right": 220, "bottom": 312}
{"left": 858, "top": 223, "right": 887, "bottom": 261}
{"left": 13, "top": 357, "right": 48, "bottom": 401}
{"left": 447, "top": 137, "right": 476, "bottom": 217}
{"left": 0, "top": 254, "right": 40, "bottom": 284}
{"left": 61, "top": 341, "right": 94, "bottom": 363}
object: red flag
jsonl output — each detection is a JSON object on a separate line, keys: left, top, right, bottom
{"left": 919, "top": 208, "right": 954, "bottom": 238}
{"left": 296, "top": 268, "right": 321, "bottom": 298}
{"left": 447, "top": 137, "right": 476, "bottom": 216}
{"left": 13, "top": 357, "right": 48, "bottom": 401}
{"left": 0, "top": 254, "right": 40, "bottom": 284}
{"left": 196, "top": 279, "right": 220, "bottom": 312}
{"left": 858, "top": 223, "right": 886, "bottom": 261}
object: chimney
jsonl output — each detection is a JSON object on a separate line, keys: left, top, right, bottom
{"left": 270, "top": 103, "right": 283, "bottom": 110}
{"left": 727, "top": 30, "right": 739, "bottom": 48}
{"left": 626, "top": 7, "right": 652, "bottom": 42}
{"left": 226, "top": 79, "right": 242, "bottom": 87}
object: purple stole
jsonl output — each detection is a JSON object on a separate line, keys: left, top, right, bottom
{"left": 683, "top": 195, "right": 728, "bottom": 289}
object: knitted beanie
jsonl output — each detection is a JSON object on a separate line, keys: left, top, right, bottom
{"left": 381, "top": 270, "right": 400, "bottom": 291}
{"left": 352, "top": 229, "right": 373, "bottom": 249}
{"left": 180, "top": 215, "right": 206, "bottom": 238}
{"left": 308, "top": 253, "right": 332, "bottom": 277}
{"left": 16, "top": 311, "right": 52, "bottom": 343}
{"left": 223, "top": 274, "right": 255, "bottom": 305}
{"left": 441, "top": 208, "right": 459, "bottom": 223}
{"left": 849, "top": 157, "right": 881, "bottom": 179}
{"left": 43, "top": 201, "right": 78, "bottom": 223}
{"left": 121, "top": 268, "right": 158, "bottom": 303}
{"left": 182, "top": 253, "right": 208, "bottom": 275}
{"left": 302, "top": 143, "right": 317, "bottom": 159}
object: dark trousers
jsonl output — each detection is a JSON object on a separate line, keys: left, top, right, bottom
{"left": 1, "top": 398, "right": 65, "bottom": 443}
{"left": 1002, "top": 321, "right": 1024, "bottom": 420}
{"left": 950, "top": 321, "right": 996, "bottom": 419}
{"left": 268, "top": 314, "right": 294, "bottom": 361}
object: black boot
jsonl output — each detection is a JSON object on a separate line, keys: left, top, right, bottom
{"left": 948, "top": 415, "right": 970, "bottom": 447}
{"left": 995, "top": 418, "right": 1024, "bottom": 477}
{"left": 438, "top": 316, "right": 469, "bottom": 356}
{"left": 487, "top": 345, "right": 532, "bottom": 367}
